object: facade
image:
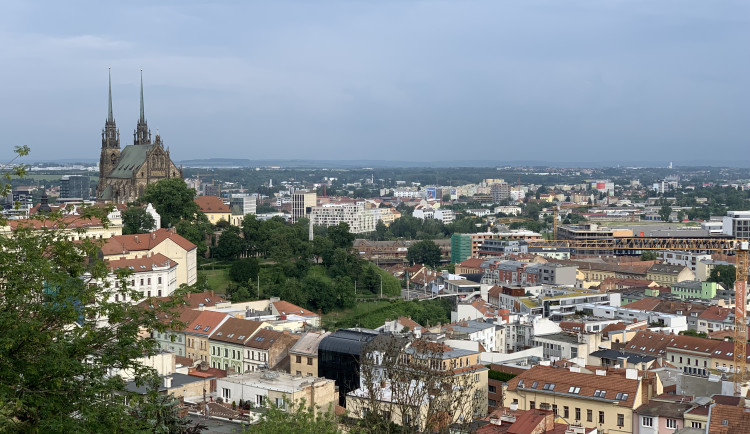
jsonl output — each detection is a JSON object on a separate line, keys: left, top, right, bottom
{"left": 504, "top": 365, "right": 655, "bottom": 434}
{"left": 646, "top": 264, "right": 695, "bottom": 286}
{"left": 97, "top": 71, "right": 183, "bottom": 203}
{"left": 290, "top": 331, "right": 331, "bottom": 378}
{"left": 152, "top": 308, "right": 201, "bottom": 357}
{"left": 670, "top": 280, "right": 718, "bottom": 300}
{"left": 291, "top": 191, "right": 317, "bottom": 223}
{"left": 2, "top": 215, "right": 123, "bottom": 241}
{"left": 194, "top": 196, "right": 231, "bottom": 225}
{"left": 309, "top": 203, "right": 378, "bottom": 233}
{"left": 664, "top": 335, "right": 722, "bottom": 377}
{"left": 60, "top": 175, "right": 90, "bottom": 200}
{"left": 451, "top": 234, "right": 473, "bottom": 263}
{"left": 209, "top": 318, "right": 267, "bottom": 373}
{"left": 722, "top": 210, "right": 750, "bottom": 239}
{"left": 101, "top": 228, "right": 198, "bottom": 287}
{"left": 658, "top": 250, "right": 712, "bottom": 274}
{"left": 216, "top": 371, "right": 337, "bottom": 413}
{"left": 490, "top": 182, "right": 510, "bottom": 202}
{"left": 104, "top": 253, "right": 179, "bottom": 302}
{"left": 243, "top": 328, "right": 296, "bottom": 373}
{"left": 184, "top": 310, "right": 230, "bottom": 365}
{"left": 318, "top": 329, "right": 379, "bottom": 406}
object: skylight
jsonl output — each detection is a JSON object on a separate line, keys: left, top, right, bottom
{"left": 542, "top": 383, "right": 555, "bottom": 391}
{"left": 227, "top": 333, "right": 234, "bottom": 338}
{"left": 204, "top": 326, "right": 210, "bottom": 332}
{"left": 594, "top": 390, "right": 606, "bottom": 398}
{"left": 568, "top": 386, "right": 580, "bottom": 394}
{"left": 194, "top": 325, "right": 201, "bottom": 330}
{"left": 531, "top": 381, "right": 538, "bottom": 389}
{"left": 615, "top": 392, "right": 629, "bottom": 400}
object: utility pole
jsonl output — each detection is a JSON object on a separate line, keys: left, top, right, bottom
{"left": 380, "top": 274, "right": 383, "bottom": 299}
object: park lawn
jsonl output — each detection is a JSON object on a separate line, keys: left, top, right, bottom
{"left": 322, "top": 301, "right": 392, "bottom": 329}
{"left": 200, "top": 268, "right": 232, "bottom": 296}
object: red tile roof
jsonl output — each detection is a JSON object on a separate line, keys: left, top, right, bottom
{"left": 622, "top": 330, "right": 676, "bottom": 356}
{"left": 244, "top": 328, "right": 284, "bottom": 349}
{"left": 210, "top": 318, "right": 265, "bottom": 344}
{"left": 101, "top": 228, "right": 196, "bottom": 255}
{"left": 623, "top": 298, "right": 662, "bottom": 311}
{"left": 666, "top": 334, "right": 722, "bottom": 355}
{"left": 8, "top": 215, "right": 105, "bottom": 230}
{"left": 707, "top": 403, "right": 750, "bottom": 434}
{"left": 559, "top": 322, "right": 586, "bottom": 333}
{"left": 698, "top": 305, "right": 731, "bottom": 322}
{"left": 507, "top": 365, "right": 641, "bottom": 408}
{"left": 272, "top": 300, "right": 317, "bottom": 318}
{"left": 194, "top": 196, "right": 230, "bottom": 213}
{"left": 185, "top": 310, "right": 230, "bottom": 337}
{"left": 457, "top": 258, "right": 485, "bottom": 269}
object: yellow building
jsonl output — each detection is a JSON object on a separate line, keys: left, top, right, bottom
{"left": 289, "top": 331, "right": 330, "bottom": 378}
{"left": 1, "top": 215, "right": 123, "bottom": 241}
{"left": 503, "top": 365, "right": 661, "bottom": 434}
{"left": 646, "top": 264, "right": 695, "bottom": 286}
{"left": 184, "top": 310, "right": 231, "bottom": 365}
{"left": 194, "top": 196, "right": 231, "bottom": 225}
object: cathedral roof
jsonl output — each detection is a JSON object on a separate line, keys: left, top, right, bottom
{"left": 107, "top": 144, "right": 156, "bottom": 179}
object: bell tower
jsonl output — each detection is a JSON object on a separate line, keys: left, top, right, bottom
{"left": 98, "top": 68, "right": 120, "bottom": 196}
{"left": 133, "top": 69, "right": 152, "bottom": 145}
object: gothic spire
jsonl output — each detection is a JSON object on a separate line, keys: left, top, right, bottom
{"left": 107, "top": 67, "right": 114, "bottom": 123}
{"left": 139, "top": 69, "right": 145, "bottom": 124}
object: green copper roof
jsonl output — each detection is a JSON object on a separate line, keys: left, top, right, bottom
{"left": 100, "top": 184, "right": 113, "bottom": 200}
{"left": 107, "top": 144, "right": 154, "bottom": 178}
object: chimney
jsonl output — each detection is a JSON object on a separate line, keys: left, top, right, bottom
{"left": 510, "top": 402, "right": 518, "bottom": 411}
{"left": 134, "top": 236, "right": 139, "bottom": 243}
{"left": 163, "top": 376, "right": 173, "bottom": 388}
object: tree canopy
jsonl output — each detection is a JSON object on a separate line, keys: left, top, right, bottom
{"left": 708, "top": 264, "right": 737, "bottom": 289}
{"left": 406, "top": 239, "right": 442, "bottom": 268}
{"left": 141, "top": 178, "right": 199, "bottom": 228}
{"left": 122, "top": 206, "right": 156, "bottom": 235}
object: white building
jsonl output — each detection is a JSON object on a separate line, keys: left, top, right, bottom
{"left": 580, "top": 304, "right": 688, "bottom": 333}
{"left": 104, "top": 254, "right": 179, "bottom": 302}
{"left": 494, "top": 206, "right": 522, "bottom": 216}
{"left": 657, "top": 251, "right": 712, "bottom": 274}
{"left": 723, "top": 211, "right": 750, "bottom": 239}
{"left": 230, "top": 194, "right": 257, "bottom": 217}
{"left": 309, "top": 203, "right": 378, "bottom": 233}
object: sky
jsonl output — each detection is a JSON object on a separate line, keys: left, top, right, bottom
{"left": 1, "top": 0, "right": 748, "bottom": 165}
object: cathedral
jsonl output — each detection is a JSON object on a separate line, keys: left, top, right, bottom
{"left": 97, "top": 70, "right": 183, "bottom": 203}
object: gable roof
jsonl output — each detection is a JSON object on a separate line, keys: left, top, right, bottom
{"left": 272, "top": 300, "right": 317, "bottom": 318}
{"left": 106, "top": 253, "right": 177, "bottom": 273}
{"left": 194, "top": 196, "right": 230, "bottom": 214}
{"left": 666, "top": 335, "right": 722, "bottom": 355}
{"left": 623, "top": 330, "right": 676, "bottom": 356}
{"left": 289, "top": 331, "right": 331, "bottom": 356}
{"left": 107, "top": 144, "right": 155, "bottom": 178}
{"left": 457, "top": 258, "right": 485, "bottom": 269}
{"left": 708, "top": 403, "right": 750, "bottom": 434}
{"left": 623, "top": 298, "right": 662, "bottom": 311}
{"left": 210, "top": 318, "right": 265, "bottom": 345}
{"left": 244, "top": 328, "right": 283, "bottom": 350}
{"left": 506, "top": 365, "right": 640, "bottom": 409}
{"left": 101, "top": 228, "right": 196, "bottom": 255}
{"left": 185, "top": 310, "right": 230, "bottom": 337}
{"left": 647, "top": 263, "right": 689, "bottom": 275}
{"left": 698, "top": 305, "right": 732, "bottom": 322}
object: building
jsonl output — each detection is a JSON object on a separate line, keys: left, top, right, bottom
{"left": 97, "top": 71, "right": 182, "bottom": 203}
{"left": 532, "top": 332, "right": 601, "bottom": 360}
{"left": 664, "top": 335, "right": 722, "bottom": 377}
{"left": 243, "top": 328, "right": 297, "bottom": 373}
{"left": 1, "top": 214, "right": 123, "bottom": 241}
{"left": 291, "top": 191, "right": 317, "bottom": 223}
{"left": 646, "top": 264, "right": 695, "bottom": 286}
{"left": 103, "top": 253, "right": 179, "bottom": 302}
{"left": 451, "top": 234, "right": 473, "bottom": 263}
{"left": 670, "top": 280, "right": 719, "bottom": 300}
{"left": 490, "top": 182, "right": 510, "bottom": 202}
{"left": 290, "top": 331, "right": 331, "bottom": 378}
{"left": 60, "top": 175, "right": 90, "bottom": 200}
{"left": 318, "top": 329, "right": 379, "bottom": 406}
{"left": 229, "top": 194, "right": 257, "bottom": 226}
{"left": 504, "top": 365, "right": 658, "bottom": 434}
{"left": 194, "top": 196, "right": 231, "bottom": 225}
{"left": 556, "top": 223, "right": 633, "bottom": 242}
{"left": 722, "top": 210, "right": 750, "bottom": 239}
{"left": 658, "top": 251, "right": 712, "bottom": 274}
{"left": 309, "top": 203, "right": 378, "bottom": 233}
{"left": 215, "top": 370, "right": 337, "bottom": 414}
{"left": 184, "top": 310, "right": 231, "bottom": 365}
{"left": 100, "top": 228, "right": 197, "bottom": 287}
{"left": 208, "top": 318, "right": 267, "bottom": 373}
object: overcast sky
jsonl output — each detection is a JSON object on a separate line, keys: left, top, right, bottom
{"left": 1, "top": 1, "right": 748, "bottom": 164}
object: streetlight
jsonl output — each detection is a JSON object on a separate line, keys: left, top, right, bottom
{"left": 379, "top": 274, "right": 383, "bottom": 299}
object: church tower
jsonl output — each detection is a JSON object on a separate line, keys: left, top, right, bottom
{"left": 97, "top": 68, "right": 120, "bottom": 196}
{"left": 133, "top": 69, "right": 152, "bottom": 145}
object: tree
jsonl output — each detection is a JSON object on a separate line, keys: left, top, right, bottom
{"left": 122, "top": 206, "right": 156, "bottom": 235}
{"left": 658, "top": 199, "right": 672, "bottom": 222}
{"left": 641, "top": 251, "right": 658, "bottom": 261}
{"left": 327, "top": 222, "right": 355, "bottom": 251}
{"left": 141, "top": 178, "right": 199, "bottom": 228}
{"left": 709, "top": 264, "right": 737, "bottom": 289}
{"left": 214, "top": 225, "right": 246, "bottom": 260}
{"left": 247, "top": 398, "right": 339, "bottom": 434}
{"left": 406, "top": 240, "right": 442, "bottom": 268}
{"left": 229, "top": 258, "right": 260, "bottom": 284}
{"left": 176, "top": 212, "right": 213, "bottom": 257}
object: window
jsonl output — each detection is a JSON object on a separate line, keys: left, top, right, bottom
{"left": 256, "top": 395, "right": 264, "bottom": 406}
{"left": 222, "top": 388, "right": 231, "bottom": 399}
{"left": 563, "top": 406, "right": 569, "bottom": 419}
{"left": 531, "top": 381, "right": 538, "bottom": 389}
{"left": 275, "top": 398, "right": 286, "bottom": 409}
{"left": 593, "top": 390, "right": 606, "bottom": 398}
{"left": 615, "top": 392, "right": 628, "bottom": 401}
{"left": 147, "top": 278, "right": 151, "bottom": 285}
{"left": 575, "top": 408, "right": 581, "bottom": 421}
{"left": 489, "top": 385, "right": 496, "bottom": 393}
{"left": 667, "top": 419, "right": 677, "bottom": 428}
{"left": 542, "top": 383, "right": 555, "bottom": 391}
{"left": 530, "top": 401, "right": 535, "bottom": 410}
{"left": 552, "top": 404, "right": 557, "bottom": 416}
{"left": 307, "top": 357, "right": 313, "bottom": 366}
{"left": 642, "top": 416, "right": 653, "bottom": 427}
{"left": 599, "top": 411, "right": 604, "bottom": 424}
{"left": 158, "top": 277, "right": 162, "bottom": 284}
{"left": 474, "top": 373, "right": 480, "bottom": 382}
{"left": 296, "top": 355, "right": 302, "bottom": 363}
{"left": 488, "top": 399, "right": 497, "bottom": 407}
{"left": 587, "top": 409, "right": 592, "bottom": 422}
{"left": 617, "top": 413, "right": 624, "bottom": 427}
{"left": 691, "top": 422, "right": 702, "bottom": 428}
{"left": 140, "top": 279, "right": 144, "bottom": 286}
{"left": 568, "top": 386, "right": 580, "bottom": 394}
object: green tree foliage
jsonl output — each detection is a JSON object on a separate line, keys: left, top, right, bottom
{"left": 406, "top": 239, "right": 442, "bottom": 268}
{"left": 0, "top": 208, "right": 198, "bottom": 431}
{"left": 176, "top": 212, "right": 213, "bottom": 257}
{"left": 679, "top": 329, "right": 708, "bottom": 338}
{"left": 214, "top": 225, "right": 246, "bottom": 260}
{"left": 141, "top": 178, "right": 199, "bottom": 228}
{"left": 246, "top": 399, "right": 339, "bottom": 434}
{"left": 326, "top": 299, "right": 453, "bottom": 330}
{"left": 229, "top": 258, "right": 261, "bottom": 284}
{"left": 708, "top": 264, "right": 737, "bottom": 289}
{"left": 122, "top": 206, "right": 156, "bottom": 235}
{"left": 641, "top": 251, "right": 658, "bottom": 261}
{"left": 658, "top": 199, "right": 673, "bottom": 223}
{"left": 327, "top": 222, "right": 355, "bottom": 251}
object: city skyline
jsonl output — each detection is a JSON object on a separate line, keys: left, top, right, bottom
{"left": 1, "top": 0, "right": 748, "bottom": 164}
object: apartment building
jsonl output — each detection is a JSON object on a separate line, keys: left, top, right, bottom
{"left": 103, "top": 253, "right": 179, "bottom": 302}
{"left": 664, "top": 335, "right": 722, "bottom": 377}
{"left": 646, "top": 264, "right": 695, "bottom": 286}
{"left": 722, "top": 210, "right": 750, "bottom": 239}
{"left": 658, "top": 250, "right": 712, "bottom": 274}
{"left": 289, "top": 331, "right": 330, "bottom": 378}
{"left": 291, "top": 190, "right": 317, "bottom": 223}
{"left": 309, "top": 203, "right": 377, "bottom": 233}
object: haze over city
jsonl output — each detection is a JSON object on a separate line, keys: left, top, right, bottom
{"left": 1, "top": 0, "right": 749, "bottom": 165}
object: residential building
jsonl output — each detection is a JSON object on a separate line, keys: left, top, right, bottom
{"left": 722, "top": 210, "right": 750, "bottom": 239}
{"left": 60, "top": 175, "right": 90, "bottom": 200}
{"left": 101, "top": 228, "right": 197, "bottom": 287}
{"left": 290, "top": 331, "right": 331, "bottom": 378}
{"left": 664, "top": 335, "right": 722, "bottom": 377}
{"left": 309, "top": 203, "right": 378, "bottom": 233}
{"left": 706, "top": 403, "right": 750, "bottom": 434}
{"left": 490, "top": 182, "right": 510, "bottom": 202}
{"left": 532, "top": 332, "right": 601, "bottom": 360}
{"left": 152, "top": 308, "right": 201, "bottom": 357}
{"left": 243, "top": 328, "right": 297, "bottom": 373}
{"left": 670, "top": 280, "right": 719, "bottom": 300}
{"left": 194, "top": 195, "right": 231, "bottom": 225}
{"left": 215, "top": 370, "right": 336, "bottom": 413}
{"left": 1, "top": 214, "right": 123, "bottom": 241}
{"left": 632, "top": 397, "right": 693, "bottom": 434}
{"left": 658, "top": 251, "right": 712, "bottom": 274}
{"left": 209, "top": 318, "right": 267, "bottom": 373}
{"left": 442, "top": 320, "right": 497, "bottom": 352}
{"left": 646, "top": 264, "right": 695, "bottom": 286}
{"left": 291, "top": 191, "right": 316, "bottom": 223}
{"left": 184, "top": 310, "right": 230, "bottom": 365}
{"left": 504, "top": 365, "right": 658, "bottom": 434}
{"left": 103, "top": 253, "right": 179, "bottom": 302}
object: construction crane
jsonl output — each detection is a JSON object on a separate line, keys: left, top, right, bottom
{"left": 528, "top": 236, "right": 750, "bottom": 395}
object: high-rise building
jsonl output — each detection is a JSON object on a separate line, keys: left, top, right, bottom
{"left": 309, "top": 203, "right": 377, "bottom": 233}
{"left": 291, "top": 191, "right": 316, "bottom": 223}
{"left": 60, "top": 175, "right": 90, "bottom": 200}
{"left": 490, "top": 182, "right": 510, "bottom": 202}
{"left": 723, "top": 211, "right": 750, "bottom": 240}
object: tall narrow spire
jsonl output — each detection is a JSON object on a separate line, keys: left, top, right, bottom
{"left": 107, "top": 68, "right": 114, "bottom": 123}
{"left": 139, "top": 69, "right": 145, "bottom": 124}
